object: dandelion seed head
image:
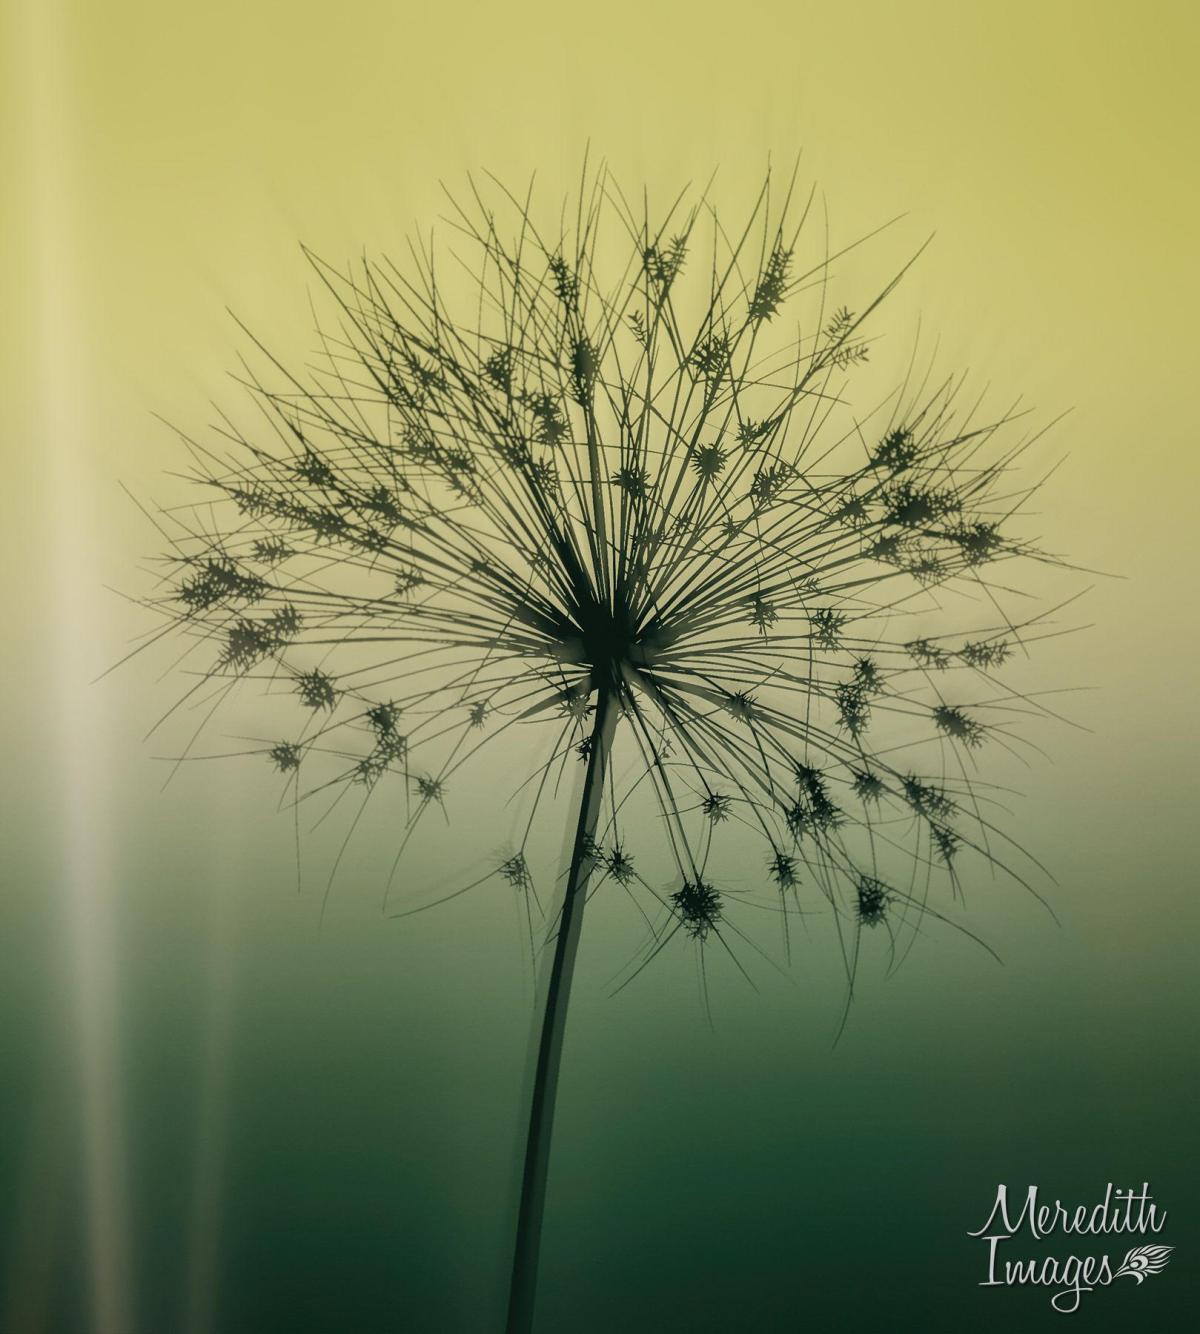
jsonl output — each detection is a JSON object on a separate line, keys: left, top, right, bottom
{"left": 139, "top": 164, "right": 1072, "bottom": 996}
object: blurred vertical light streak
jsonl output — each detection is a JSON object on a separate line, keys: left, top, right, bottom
{"left": 181, "top": 807, "right": 242, "bottom": 1334}
{"left": 20, "top": 0, "right": 135, "bottom": 1329}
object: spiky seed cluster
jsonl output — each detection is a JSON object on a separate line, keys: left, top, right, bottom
{"left": 500, "top": 854, "right": 533, "bottom": 892}
{"left": 605, "top": 845, "right": 637, "bottom": 885}
{"left": 702, "top": 793, "right": 733, "bottom": 824}
{"left": 768, "top": 850, "right": 798, "bottom": 890}
{"left": 856, "top": 877, "right": 891, "bottom": 928}
{"left": 269, "top": 742, "right": 301, "bottom": 773}
{"left": 146, "top": 165, "right": 1065, "bottom": 995}
{"left": 671, "top": 880, "right": 723, "bottom": 939}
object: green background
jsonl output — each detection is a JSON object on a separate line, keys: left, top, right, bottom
{"left": 3, "top": 1, "right": 1197, "bottom": 1330}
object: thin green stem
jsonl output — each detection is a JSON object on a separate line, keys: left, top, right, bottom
{"left": 505, "top": 688, "right": 617, "bottom": 1334}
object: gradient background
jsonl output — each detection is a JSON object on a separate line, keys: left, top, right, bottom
{"left": 4, "top": 2, "right": 1198, "bottom": 1330}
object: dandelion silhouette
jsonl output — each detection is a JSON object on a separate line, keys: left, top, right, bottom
{"left": 139, "top": 162, "right": 1076, "bottom": 1334}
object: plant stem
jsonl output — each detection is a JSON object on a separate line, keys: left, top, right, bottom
{"left": 505, "top": 688, "right": 617, "bottom": 1334}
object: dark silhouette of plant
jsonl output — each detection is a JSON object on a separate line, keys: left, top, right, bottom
{"left": 140, "top": 162, "right": 1073, "bottom": 1334}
